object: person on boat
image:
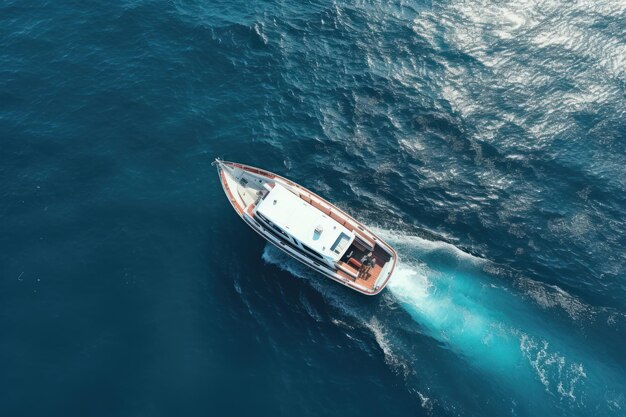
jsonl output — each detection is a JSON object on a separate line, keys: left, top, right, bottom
{"left": 359, "top": 252, "right": 374, "bottom": 278}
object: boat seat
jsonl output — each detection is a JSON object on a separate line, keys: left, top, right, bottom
{"left": 337, "top": 262, "right": 358, "bottom": 279}
{"left": 348, "top": 258, "right": 362, "bottom": 269}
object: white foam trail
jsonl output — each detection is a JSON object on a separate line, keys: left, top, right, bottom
{"left": 383, "top": 241, "right": 590, "bottom": 402}
{"left": 519, "top": 333, "right": 587, "bottom": 402}
{"left": 372, "top": 227, "right": 485, "bottom": 265}
{"left": 387, "top": 261, "right": 522, "bottom": 370}
{"left": 364, "top": 316, "right": 412, "bottom": 378}
{"left": 516, "top": 277, "right": 593, "bottom": 321}
{"left": 378, "top": 227, "right": 607, "bottom": 324}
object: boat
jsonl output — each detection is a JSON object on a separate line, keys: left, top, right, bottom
{"left": 213, "top": 159, "right": 397, "bottom": 295}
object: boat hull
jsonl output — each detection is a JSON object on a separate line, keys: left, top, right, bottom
{"left": 215, "top": 160, "right": 397, "bottom": 295}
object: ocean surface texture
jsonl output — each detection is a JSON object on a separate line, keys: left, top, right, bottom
{"left": 1, "top": 1, "right": 625, "bottom": 416}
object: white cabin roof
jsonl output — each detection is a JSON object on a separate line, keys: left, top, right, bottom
{"left": 255, "top": 184, "right": 354, "bottom": 262}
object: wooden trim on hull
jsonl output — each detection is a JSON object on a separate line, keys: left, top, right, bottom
{"left": 216, "top": 161, "right": 397, "bottom": 295}
{"left": 219, "top": 168, "right": 244, "bottom": 215}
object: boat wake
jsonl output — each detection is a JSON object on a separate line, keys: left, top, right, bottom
{"left": 261, "top": 228, "right": 625, "bottom": 416}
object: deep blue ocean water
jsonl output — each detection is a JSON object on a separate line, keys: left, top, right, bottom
{"left": 1, "top": 0, "right": 625, "bottom": 416}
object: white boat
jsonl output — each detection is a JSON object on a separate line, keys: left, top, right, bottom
{"left": 214, "top": 159, "right": 397, "bottom": 295}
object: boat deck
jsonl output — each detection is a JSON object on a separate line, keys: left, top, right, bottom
{"left": 337, "top": 244, "right": 391, "bottom": 290}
